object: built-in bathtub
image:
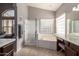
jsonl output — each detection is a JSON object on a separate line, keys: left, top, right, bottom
{"left": 37, "top": 34, "right": 57, "bottom": 50}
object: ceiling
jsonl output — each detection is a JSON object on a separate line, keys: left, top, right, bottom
{"left": 27, "top": 3, "right": 62, "bottom": 11}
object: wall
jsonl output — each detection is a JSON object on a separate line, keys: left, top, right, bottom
{"left": 28, "top": 6, "right": 55, "bottom": 20}
{"left": 17, "top": 3, "right": 28, "bottom": 51}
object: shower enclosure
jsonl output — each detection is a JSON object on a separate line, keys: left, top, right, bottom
{"left": 24, "top": 19, "right": 38, "bottom": 46}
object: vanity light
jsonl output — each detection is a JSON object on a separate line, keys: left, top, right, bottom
{"left": 72, "top": 4, "right": 79, "bottom": 11}
{"left": 72, "top": 7, "right": 76, "bottom": 11}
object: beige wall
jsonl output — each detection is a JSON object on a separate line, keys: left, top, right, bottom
{"left": 28, "top": 6, "right": 55, "bottom": 20}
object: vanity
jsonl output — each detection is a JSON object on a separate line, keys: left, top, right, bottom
{"left": 57, "top": 35, "right": 79, "bottom": 56}
{"left": 0, "top": 39, "right": 16, "bottom": 56}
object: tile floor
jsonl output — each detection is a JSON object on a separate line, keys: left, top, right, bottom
{"left": 15, "top": 46, "right": 64, "bottom": 56}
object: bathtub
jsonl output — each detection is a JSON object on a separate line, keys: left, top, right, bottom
{"left": 36, "top": 34, "right": 57, "bottom": 50}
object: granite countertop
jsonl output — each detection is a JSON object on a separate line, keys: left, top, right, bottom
{"left": 55, "top": 34, "right": 79, "bottom": 46}
{"left": 65, "top": 37, "right": 79, "bottom": 46}
{"left": 0, "top": 39, "right": 16, "bottom": 48}
{"left": 55, "top": 34, "right": 66, "bottom": 39}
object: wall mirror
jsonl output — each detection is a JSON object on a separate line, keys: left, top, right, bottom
{"left": 67, "top": 11, "right": 79, "bottom": 37}
{"left": 0, "top": 9, "right": 16, "bottom": 38}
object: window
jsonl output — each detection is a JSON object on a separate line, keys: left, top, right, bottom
{"left": 39, "top": 19, "right": 54, "bottom": 34}
{"left": 56, "top": 13, "right": 66, "bottom": 37}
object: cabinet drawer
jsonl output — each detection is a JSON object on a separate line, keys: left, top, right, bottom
{"left": 65, "top": 45, "right": 77, "bottom": 56}
{"left": 70, "top": 43, "right": 79, "bottom": 52}
{"left": 2, "top": 42, "right": 14, "bottom": 53}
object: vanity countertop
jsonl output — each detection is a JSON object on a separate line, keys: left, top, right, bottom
{"left": 55, "top": 34, "right": 79, "bottom": 46}
{"left": 65, "top": 37, "right": 79, "bottom": 46}
{"left": 0, "top": 39, "right": 16, "bottom": 48}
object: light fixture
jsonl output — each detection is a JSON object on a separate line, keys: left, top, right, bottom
{"left": 72, "top": 4, "right": 79, "bottom": 11}
{"left": 72, "top": 7, "right": 76, "bottom": 11}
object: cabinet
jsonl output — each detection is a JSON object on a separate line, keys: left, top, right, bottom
{"left": 0, "top": 49, "right": 1, "bottom": 52}
{"left": 57, "top": 37, "right": 79, "bottom": 56}
{"left": 70, "top": 43, "right": 79, "bottom": 56}
{"left": 57, "top": 37, "right": 65, "bottom": 51}
{"left": 0, "top": 41, "right": 15, "bottom": 56}
{"left": 65, "top": 45, "right": 77, "bottom": 56}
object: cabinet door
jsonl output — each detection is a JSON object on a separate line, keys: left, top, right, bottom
{"left": 57, "top": 38, "right": 64, "bottom": 51}
{"left": 0, "top": 48, "right": 1, "bottom": 53}
{"left": 65, "top": 45, "right": 77, "bottom": 56}
{"left": 2, "top": 42, "right": 14, "bottom": 53}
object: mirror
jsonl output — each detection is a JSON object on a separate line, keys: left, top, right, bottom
{"left": 67, "top": 11, "right": 79, "bottom": 36}
{"left": 0, "top": 9, "right": 16, "bottom": 38}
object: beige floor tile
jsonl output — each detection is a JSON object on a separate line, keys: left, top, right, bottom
{"left": 15, "top": 46, "right": 64, "bottom": 56}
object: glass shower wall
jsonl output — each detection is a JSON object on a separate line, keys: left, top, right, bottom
{"left": 24, "top": 19, "right": 38, "bottom": 46}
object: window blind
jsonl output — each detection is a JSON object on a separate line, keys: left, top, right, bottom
{"left": 56, "top": 13, "right": 66, "bottom": 37}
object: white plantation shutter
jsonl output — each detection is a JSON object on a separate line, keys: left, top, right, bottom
{"left": 56, "top": 13, "right": 66, "bottom": 37}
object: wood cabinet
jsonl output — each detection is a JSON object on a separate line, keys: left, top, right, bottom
{"left": 70, "top": 43, "right": 79, "bottom": 56}
{"left": 57, "top": 37, "right": 79, "bottom": 56}
{"left": 0, "top": 41, "right": 15, "bottom": 56}
{"left": 0, "top": 49, "right": 1, "bottom": 52}
{"left": 65, "top": 45, "right": 77, "bottom": 56}
{"left": 57, "top": 37, "right": 65, "bottom": 51}
{"left": 2, "top": 42, "right": 14, "bottom": 53}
